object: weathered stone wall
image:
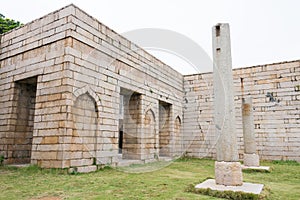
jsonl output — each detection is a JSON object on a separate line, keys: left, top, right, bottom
{"left": 0, "top": 12, "right": 72, "bottom": 167}
{"left": 0, "top": 4, "right": 184, "bottom": 169}
{"left": 183, "top": 60, "right": 300, "bottom": 161}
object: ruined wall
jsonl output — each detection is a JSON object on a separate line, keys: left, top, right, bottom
{"left": 1, "top": 4, "right": 298, "bottom": 170}
{"left": 0, "top": 4, "right": 184, "bottom": 169}
{"left": 183, "top": 60, "right": 300, "bottom": 161}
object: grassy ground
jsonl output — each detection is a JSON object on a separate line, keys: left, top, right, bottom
{"left": 0, "top": 158, "right": 299, "bottom": 200}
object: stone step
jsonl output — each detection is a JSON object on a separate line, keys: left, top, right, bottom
{"left": 72, "top": 165, "right": 97, "bottom": 173}
{"left": 117, "top": 159, "right": 144, "bottom": 167}
{"left": 8, "top": 164, "right": 31, "bottom": 168}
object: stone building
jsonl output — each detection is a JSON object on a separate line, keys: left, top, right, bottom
{"left": 0, "top": 4, "right": 299, "bottom": 172}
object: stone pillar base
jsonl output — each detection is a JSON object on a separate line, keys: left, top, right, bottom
{"left": 215, "top": 161, "right": 243, "bottom": 186}
{"left": 244, "top": 153, "right": 260, "bottom": 167}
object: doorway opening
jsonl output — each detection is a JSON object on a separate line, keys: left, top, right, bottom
{"left": 11, "top": 77, "right": 37, "bottom": 164}
{"left": 159, "top": 101, "right": 171, "bottom": 157}
{"left": 119, "top": 88, "right": 142, "bottom": 160}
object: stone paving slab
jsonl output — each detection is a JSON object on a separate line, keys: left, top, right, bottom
{"left": 8, "top": 164, "right": 30, "bottom": 168}
{"left": 242, "top": 165, "right": 270, "bottom": 172}
{"left": 195, "top": 179, "right": 264, "bottom": 194}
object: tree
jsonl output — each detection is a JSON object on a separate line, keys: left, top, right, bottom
{"left": 0, "top": 13, "right": 22, "bottom": 34}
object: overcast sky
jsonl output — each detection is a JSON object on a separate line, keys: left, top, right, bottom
{"left": 1, "top": 0, "right": 300, "bottom": 74}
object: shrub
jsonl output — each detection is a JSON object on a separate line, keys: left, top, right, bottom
{"left": 0, "top": 154, "right": 4, "bottom": 165}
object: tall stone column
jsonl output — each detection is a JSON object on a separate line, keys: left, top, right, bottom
{"left": 212, "top": 23, "right": 243, "bottom": 186}
{"left": 242, "top": 97, "right": 260, "bottom": 166}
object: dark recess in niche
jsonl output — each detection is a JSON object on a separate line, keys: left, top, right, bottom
{"left": 216, "top": 25, "right": 220, "bottom": 37}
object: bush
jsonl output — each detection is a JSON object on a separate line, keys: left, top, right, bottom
{"left": 0, "top": 155, "right": 4, "bottom": 165}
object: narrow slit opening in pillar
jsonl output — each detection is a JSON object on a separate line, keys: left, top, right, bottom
{"left": 159, "top": 101, "right": 171, "bottom": 157}
{"left": 11, "top": 76, "right": 37, "bottom": 164}
{"left": 118, "top": 95, "right": 124, "bottom": 154}
{"left": 216, "top": 25, "right": 220, "bottom": 37}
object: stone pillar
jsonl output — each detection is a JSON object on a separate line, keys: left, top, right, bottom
{"left": 242, "top": 97, "right": 260, "bottom": 167}
{"left": 212, "top": 23, "right": 243, "bottom": 186}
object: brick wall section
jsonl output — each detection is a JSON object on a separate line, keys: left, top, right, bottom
{"left": 183, "top": 60, "right": 300, "bottom": 161}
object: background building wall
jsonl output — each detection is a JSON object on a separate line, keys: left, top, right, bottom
{"left": 183, "top": 60, "right": 300, "bottom": 161}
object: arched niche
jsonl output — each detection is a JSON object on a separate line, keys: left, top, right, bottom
{"left": 174, "top": 116, "right": 182, "bottom": 156}
{"left": 72, "top": 92, "right": 99, "bottom": 164}
{"left": 144, "top": 109, "right": 156, "bottom": 157}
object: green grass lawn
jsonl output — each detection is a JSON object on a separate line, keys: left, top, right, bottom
{"left": 0, "top": 158, "right": 299, "bottom": 200}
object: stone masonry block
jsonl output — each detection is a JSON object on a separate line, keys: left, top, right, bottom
{"left": 244, "top": 153, "right": 260, "bottom": 167}
{"left": 76, "top": 165, "right": 97, "bottom": 173}
{"left": 41, "top": 136, "right": 59, "bottom": 144}
{"left": 70, "top": 158, "right": 93, "bottom": 167}
{"left": 215, "top": 161, "right": 243, "bottom": 186}
{"left": 39, "top": 160, "right": 62, "bottom": 168}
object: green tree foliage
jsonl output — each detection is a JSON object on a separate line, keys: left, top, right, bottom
{"left": 0, "top": 13, "right": 22, "bottom": 34}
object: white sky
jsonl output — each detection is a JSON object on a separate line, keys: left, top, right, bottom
{"left": 1, "top": 0, "right": 300, "bottom": 74}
